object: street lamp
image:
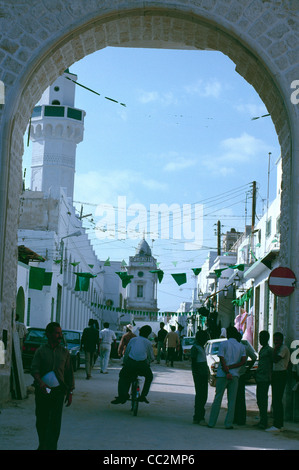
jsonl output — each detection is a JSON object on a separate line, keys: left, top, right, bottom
{"left": 233, "top": 273, "right": 241, "bottom": 287}
{"left": 60, "top": 230, "right": 82, "bottom": 274}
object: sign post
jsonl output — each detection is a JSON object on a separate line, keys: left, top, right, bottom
{"left": 268, "top": 267, "right": 296, "bottom": 297}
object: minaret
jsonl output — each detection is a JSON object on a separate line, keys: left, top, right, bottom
{"left": 29, "top": 69, "right": 85, "bottom": 201}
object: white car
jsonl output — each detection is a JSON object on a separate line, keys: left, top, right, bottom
{"left": 182, "top": 336, "right": 195, "bottom": 360}
{"left": 205, "top": 338, "right": 258, "bottom": 387}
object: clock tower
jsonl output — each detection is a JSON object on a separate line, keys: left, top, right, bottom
{"left": 125, "top": 240, "right": 159, "bottom": 317}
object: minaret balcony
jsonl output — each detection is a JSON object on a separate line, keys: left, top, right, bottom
{"left": 32, "top": 104, "right": 85, "bottom": 122}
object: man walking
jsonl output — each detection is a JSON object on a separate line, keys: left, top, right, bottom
{"left": 266, "top": 331, "right": 290, "bottom": 432}
{"left": 99, "top": 322, "right": 116, "bottom": 374}
{"left": 118, "top": 325, "right": 136, "bottom": 358}
{"left": 208, "top": 326, "right": 246, "bottom": 429}
{"left": 31, "top": 322, "right": 74, "bottom": 450}
{"left": 81, "top": 319, "right": 99, "bottom": 379}
{"left": 156, "top": 322, "right": 167, "bottom": 364}
{"left": 164, "top": 325, "right": 180, "bottom": 367}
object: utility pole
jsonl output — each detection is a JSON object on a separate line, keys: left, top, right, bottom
{"left": 250, "top": 181, "right": 257, "bottom": 264}
{"left": 251, "top": 181, "right": 256, "bottom": 231}
{"left": 217, "top": 220, "right": 221, "bottom": 256}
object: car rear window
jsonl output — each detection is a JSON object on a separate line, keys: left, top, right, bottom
{"left": 63, "top": 331, "right": 80, "bottom": 344}
{"left": 211, "top": 341, "right": 226, "bottom": 354}
{"left": 26, "top": 329, "right": 47, "bottom": 343}
{"left": 183, "top": 337, "right": 195, "bottom": 346}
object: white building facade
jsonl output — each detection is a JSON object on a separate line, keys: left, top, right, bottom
{"left": 17, "top": 71, "right": 121, "bottom": 332}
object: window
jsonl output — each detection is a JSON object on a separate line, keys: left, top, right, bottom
{"left": 44, "top": 105, "right": 65, "bottom": 117}
{"left": 276, "top": 216, "right": 280, "bottom": 234}
{"left": 32, "top": 106, "right": 42, "bottom": 118}
{"left": 266, "top": 217, "right": 272, "bottom": 238}
{"left": 67, "top": 107, "right": 82, "bottom": 121}
{"left": 137, "top": 285, "right": 143, "bottom": 298}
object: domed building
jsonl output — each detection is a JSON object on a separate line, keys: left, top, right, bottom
{"left": 124, "top": 239, "right": 159, "bottom": 319}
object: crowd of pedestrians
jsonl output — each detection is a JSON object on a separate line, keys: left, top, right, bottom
{"left": 28, "top": 318, "right": 296, "bottom": 450}
{"left": 190, "top": 325, "right": 292, "bottom": 432}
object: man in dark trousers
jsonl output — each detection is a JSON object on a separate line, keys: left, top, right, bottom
{"left": 81, "top": 319, "right": 99, "bottom": 379}
{"left": 266, "top": 331, "right": 290, "bottom": 432}
{"left": 111, "top": 325, "right": 154, "bottom": 404}
{"left": 31, "top": 322, "right": 74, "bottom": 450}
{"left": 156, "top": 322, "right": 167, "bottom": 364}
{"left": 255, "top": 330, "right": 273, "bottom": 429}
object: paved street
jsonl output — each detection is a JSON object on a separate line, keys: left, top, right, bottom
{"left": 1, "top": 358, "right": 299, "bottom": 452}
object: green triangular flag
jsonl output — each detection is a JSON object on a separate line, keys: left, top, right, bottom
{"left": 192, "top": 268, "right": 202, "bottom": 276}
{"left": 214, "top": 268, "right": 228, "bottom": 278}
{"left": 70, "top": 261, "right": 80, "bottom": 266}
{"left": 149, "top": 269, "right": 164, "bottom": 283}
{"left": 74, "top": 272, "right": 97, "bottom": 291}
{"left": 171, "top": 273, "right": 187, "bottom": 286}
{"left": 121, "top": 260, "right": 127, "bottom": 267}
{"left": 229, "top": 264, "right": 245, "bottom": 271}
{"left": 88, "top": 264, "right": 94, "bottom": 268}
{"left": 104, "top": 257, "right": 111, "bottom": 266}
{"left": 54, "top": 259, "right": 62, "bottom": 264}
{"left": 115, "top": 272, "right": 134, "bottom": 288}
{"left": 43, "top": 272, "right": 53, "bottom": 286}
{"left": 29, "top": 266, "right": 45, "bottom": 290}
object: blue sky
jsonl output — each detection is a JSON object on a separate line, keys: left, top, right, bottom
{"left": 22, "top": 47, "right": 281, "bottom": 312}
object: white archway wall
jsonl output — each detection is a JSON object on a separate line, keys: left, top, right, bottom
{"left": 0, "top": 3, "right": 299, "bottom": 387}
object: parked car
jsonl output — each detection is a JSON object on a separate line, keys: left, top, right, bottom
{"left": 22, "top": 327, "right": 47, "bottom": 369}
{"left": 182, "top": 336, "right": 195, "bottom": 360}
{"left": 62, "top": 329, "right": 83, "bottom": 371}
{"left": 22, "top": 326, "right": 84, "bottom": 372}
{"left": 205, "top": 338, "right": 258, "bottom": 387}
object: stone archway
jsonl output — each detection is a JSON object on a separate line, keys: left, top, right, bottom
{"left": 0, "top": 2, "right": 298, "bottom": 404}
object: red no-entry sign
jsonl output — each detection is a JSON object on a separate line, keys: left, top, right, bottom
{"left": 268, "top": 267, "right": 296, "bottom": 297}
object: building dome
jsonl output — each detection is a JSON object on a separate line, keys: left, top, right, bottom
{"left": 136, "top": 239, "right": 152, "bottom": 256}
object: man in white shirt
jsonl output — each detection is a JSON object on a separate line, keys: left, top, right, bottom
{"left": 99, "top": 322, "right": 116, "bottom": 374}
{"left": 111, "top": 325, "right": 154, "bottom": 404}
{"left": 208, "top": 326, "right": 247, "bottom": 429}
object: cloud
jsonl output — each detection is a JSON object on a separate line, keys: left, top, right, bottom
{"left": 142, "top": 179, "right": 168, "bottom": 191}
{"left": 184, "top": 78, "right": 222, "bottom": 99}
{"left": 234, "top": 102, "right": 267, "bottom": 118}
{"left": 163, "top": 156, "right": 197, "bottom": 172}
{"left": 219, "top": 132, "right": 268, "bottom": 163}
{"left": 138, "top": 91, "right": 159, "bottom": 104}
{"left": 74, "top": 169, "right": 168, "bottom": 209}
{"left": 74, "top": 169, "right": 139, "bottom": 206}
{"left": 201, "top": 133, "right": 270, "bottom": 176}
{"left": 137, "top": 90, "right": 178, "bottom": 106}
